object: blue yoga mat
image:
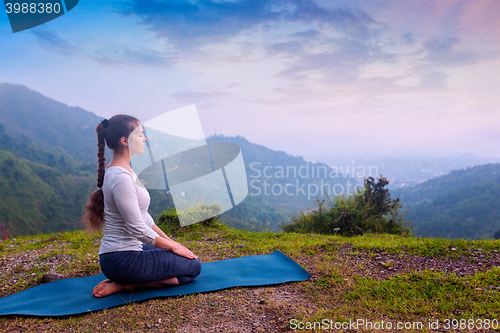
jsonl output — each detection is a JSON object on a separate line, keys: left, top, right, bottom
{"left": 0, "top": 250, "right": 310, "bottom": 317}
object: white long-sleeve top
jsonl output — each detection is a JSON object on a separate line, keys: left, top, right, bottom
{"left": 98, "top": 166, "right": 160, "bottom": 255}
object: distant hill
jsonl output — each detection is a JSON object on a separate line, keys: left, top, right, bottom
{"left": 0, "top": 83, "right": 101, "bottom": 162}
{"left": 0, "top": 149, "right": 93, "bottom": 236}
{"left": 408, "top": 178, "right": 500, "bottom": 239}
{"left": 0, "top": 124, "right": 96, "bottom": 236}
{"left": 393, "top": 163, "right": 500, "bottom": 239}
{"left": 391, "top": 163, "right": 500, "bottom": 204}
{"left": 0, "top": 123, "right": 94, "bottom": 176}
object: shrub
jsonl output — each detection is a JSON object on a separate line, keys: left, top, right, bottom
{"left": 280, "top": 176, "right": 412, "bottom": 237}
{"left": 156, "top": 202, "right": 222, "bottom": 234}
{"left": 494, "top": 229, "right": 500, "bottom": 240}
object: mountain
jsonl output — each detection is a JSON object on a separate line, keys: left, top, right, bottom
{"left": 0, "top": 123, "right": 94, "bottom": 176}
{"left": 0, "top": 83, "right": 366, "bottom": 234}
{"left": 406, "top": 178, "right": 500, "bottom": 239}
{"left": 0, "top": 121, "right": 96, "bottom": 236}
{"left": 391, "top": 163, "right": 500, "bottom": 204}
{"left": 0, "top": 83, "right": 101, "bottom": 162}
{"left": 393, "top": 163, "right": 500, "bottom": 239}
{"left": 0, "top": 149, "right": 93, "bottom": 236}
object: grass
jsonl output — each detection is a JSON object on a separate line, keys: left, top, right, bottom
{"left": 1, "top": 221, "right": 500, "bottom": 332}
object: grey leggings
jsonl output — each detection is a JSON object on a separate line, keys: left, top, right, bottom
{"left": 99, "top": 244, "right": 201, "bottom": 285}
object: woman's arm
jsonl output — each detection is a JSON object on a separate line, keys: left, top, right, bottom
{"left": 152, "top": 224, "right": 171, "bottom": 240}
{"left": 151, "top": 224, "right": 197, "bottom": 259}
{"left": 112, "top": 172, "right": 159, "bottom": 246}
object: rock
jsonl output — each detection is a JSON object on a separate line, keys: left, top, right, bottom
{"left": 56, "top": 254, "right": 71, "bottom": 261}
{"left": 41, "top": 272, "right": 65, "bottom": 284}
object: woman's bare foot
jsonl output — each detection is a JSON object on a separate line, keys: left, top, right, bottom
{"left": 93, "top": 280, "right": 131, "bottom": 298}
{"left": 92, "top": 279, "right": 111, "bottom": 295}
{"left": 92, "top": 277, "right": 180, "bottom": 297}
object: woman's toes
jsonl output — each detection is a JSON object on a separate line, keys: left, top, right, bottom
{"left": 93, "top": 281, "right": 125, "bottom": 297}
{"left": 93, "top": 279, "right": 113, "bottom": 297}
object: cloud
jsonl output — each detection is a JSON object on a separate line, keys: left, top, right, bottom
{"left": 171, "top": 90, "right": 231, "bottom": 108}
{"left": 417, "top": 70, "right": 449, "bottom": 89}
{"left": 290, "top": 29, "right": 320, "bottom": 39}
{"left": 401, "top": 32, "right": 415, "bottom": 46}
{"left": 89, "top": 54, "right": 126, "bottom": 69}
{"left": 120, "top": 0, "right": 383, "bottom": 46}
{"left": 31, "top": 30, "right": 80, "bottom": 56}
{"left": 225, "top": 82, "right": 242, "bottom": 88}
{"left": 274, "top": 36, "right": 397, "bottom": 83}
{"left": 30, "top": 28, "right": 172, "bottom": 68}
{"left": 82, "top": 47, "right": 173, "bottom": 69}
{"left": 422, "top": 36, "right": 477, "bottom": 65}
{"left": 122, "top": 48, "right": 172, "bottom": 67}
{"left": 266, "top": 40, "right": 304, "bottom": 56}
{"left": 112, "top": 0, "right": 494, "bottom": 106}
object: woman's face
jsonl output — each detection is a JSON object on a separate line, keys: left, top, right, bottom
{"left": 128, "top": 122, "right": 147, "bottom": 156}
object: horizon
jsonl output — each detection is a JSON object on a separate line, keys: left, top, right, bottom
{"left": 3, "top": 80, "right": 500, "bottom": 170}
{"left": 3, "top": 80, "right": 499, "bottom": 169}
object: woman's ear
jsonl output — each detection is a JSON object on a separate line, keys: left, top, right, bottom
{"left": 120, "top": 136, "right": 129, "bottom": 147}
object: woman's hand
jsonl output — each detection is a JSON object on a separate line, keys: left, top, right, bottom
{"left": 171, "top": 243, "right": 198, "bottom": 259}
{"left": 154, "top": 236, "right": 198, "bottom": 259}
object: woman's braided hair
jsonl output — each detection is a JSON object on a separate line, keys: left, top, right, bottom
{"left": 82, "top": 114, "right": 140, "bottom": 232}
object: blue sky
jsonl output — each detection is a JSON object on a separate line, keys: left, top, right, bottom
{"left": 1, "top": 0, "right": 499, "bottom": 164}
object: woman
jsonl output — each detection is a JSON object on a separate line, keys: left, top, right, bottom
{"left": 83, "top": 114, "right": 201, "bottom": 298}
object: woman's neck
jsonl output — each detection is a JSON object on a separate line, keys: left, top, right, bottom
{"left": 107, "top": 151, "right": 132, "bottom": 173}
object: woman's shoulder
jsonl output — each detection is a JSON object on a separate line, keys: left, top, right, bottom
{"left": 105, "top": 166, "right": 145, "bottom": 191}
{"left": 106, "top": 166, "right": 135, "bottom": 183}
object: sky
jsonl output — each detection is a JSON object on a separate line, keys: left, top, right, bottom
{"left": 1, "top": 0, "right": 499, "bottom": 164}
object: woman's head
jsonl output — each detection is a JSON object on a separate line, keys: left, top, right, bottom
{"left": 83, "top": 114, "right": 141, "bottom": 232}
{"left": 97, "top": 114, "right": 140, "bottom": 152}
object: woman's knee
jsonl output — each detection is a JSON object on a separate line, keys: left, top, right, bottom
{"left": 192, "top": 258, "right": 201, "bottom": 278}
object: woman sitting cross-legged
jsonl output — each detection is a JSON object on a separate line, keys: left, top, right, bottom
{"left": 83, "top": 114, "right": 201, "bottom": 298}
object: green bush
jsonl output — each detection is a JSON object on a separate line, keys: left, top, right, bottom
{"left": 280, "top": 176, "right": 412, "bottom": 237}
{"left": 156, "top": 202, "right": 222, "bottom": 233}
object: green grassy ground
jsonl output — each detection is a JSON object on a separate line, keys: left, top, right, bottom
{"left": 1, "top": 222, "right": 499, "bottom": 332}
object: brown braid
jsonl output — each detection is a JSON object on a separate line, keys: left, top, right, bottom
{"left": 82, "top": 114, "right": 140, "bottom": 232}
